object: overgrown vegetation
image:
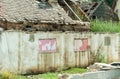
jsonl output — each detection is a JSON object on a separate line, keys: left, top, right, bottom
{"left": 0, "top": 68, "right": 87, "bottom": 79}
{"left": 0, "top": 71, "right": 26, "bottom": 79}
{"left": 91, "top": 20, "right": 120, "bottom": 32}
{"left": 0, "top": 71, "right": 12, "bottom": 79}
{"left": 59, "top": 68, "right": 87, "bottom": 74}
{"left": 89, "top": 42, "right": 106, "bottom": 64}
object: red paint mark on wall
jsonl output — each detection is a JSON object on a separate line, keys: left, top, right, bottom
{"left": 74, "top": 39, "right": 88, "bottom": 51}
{"left": 39, "top": 39, "right": 56, "bottom": 52}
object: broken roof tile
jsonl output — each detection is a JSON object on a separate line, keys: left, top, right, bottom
{"left": 0, "top": 0, "right": 75, "bottom": 24}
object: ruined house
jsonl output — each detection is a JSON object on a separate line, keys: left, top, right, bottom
{"left": 0, "top": 0, "right": 120, "bottom": 74}
{"left": 0, "top": 0, "right": 90, "bottom": 31}
{"left": 0, "top": 0, "right": 91, "bottom": 73}
{"left": 79, "top": 1, "right": 119, "bottom": 21}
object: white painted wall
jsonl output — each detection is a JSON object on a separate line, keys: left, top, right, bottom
{"left": 0, "top": 31, "right": 119, "bottom": 73}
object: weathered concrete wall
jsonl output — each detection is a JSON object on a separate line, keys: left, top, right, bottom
{"left": 0, "top": 31, "right": 119, "bottom": 73}
{"left": 67, "top": 69, "right": 120, "bottom": 79}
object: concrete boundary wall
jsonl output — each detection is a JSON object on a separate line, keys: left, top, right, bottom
{"left": 68, "top": 69, "right": 120, "bottom": 79}
{"left": 0, "top": 31, "right": 120, "bottom": 73}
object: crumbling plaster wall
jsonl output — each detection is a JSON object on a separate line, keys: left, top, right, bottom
{"left": 0, "top": 31, "right": 119, "bottom": 73}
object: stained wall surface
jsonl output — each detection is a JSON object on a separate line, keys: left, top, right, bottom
{"left": 0, "top": 31, "right": 119, "bottom": 73}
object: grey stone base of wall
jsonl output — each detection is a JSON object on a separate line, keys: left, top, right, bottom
{"left": 66, "top": 69, "right": 120, "bottom": 79}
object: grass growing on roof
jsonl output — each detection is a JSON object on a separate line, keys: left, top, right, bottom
{"left": 91, "top": 20, "right": 120, "bottom": 32}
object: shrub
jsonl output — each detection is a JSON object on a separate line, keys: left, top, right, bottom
{"left": 91, "top": 20, "right": 120, "bottom": 32}
{"left": 0, "top": 70, "right": 13, "bottom": 79}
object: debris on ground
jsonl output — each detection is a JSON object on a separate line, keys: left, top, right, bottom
{"left": 87, "top": 62, "right": 120, "bottom": 72}
{"left": 58, "top": 73, "right": 69, "bottom": 79}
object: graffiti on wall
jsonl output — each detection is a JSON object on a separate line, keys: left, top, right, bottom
{"left": 74, "top": 38, "right": 88, "bottom": 51}
{"left": 39, "top": 39, "right": 57, "bottom": 52}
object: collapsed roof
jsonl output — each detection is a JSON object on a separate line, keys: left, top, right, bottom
{"left": 0, "top": 0, "right": 90, "bottom": 31}
{"left": 80, "top": 1, "right": 119, "bottom": 21}
{"left": 58, "top": 0, "right": 90, "bottom": 21}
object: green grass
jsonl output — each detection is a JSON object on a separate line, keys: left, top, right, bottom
{"left": 0, "top": 68, "right": 87, "bottom": 79}
{"left": 37, "top": 68, "right": 87, "bottom": 79}
{"left": 91, "top": 20, "right": 120, "bottom": 32}
{"left": 12, "top": 75, "right": 27, "bottom": 79}
{"left": 59, "top": 68, "right": 87, "bottom": 74}
{"left": 36, "top": 72, "right": 58, "bottom": 79}
{"left": 38, "top": 68, "right": 87, "bottom": 79}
